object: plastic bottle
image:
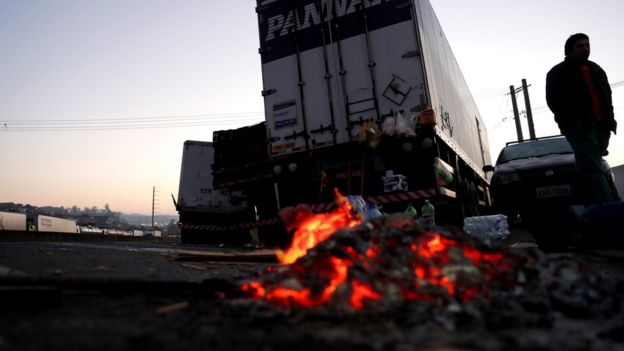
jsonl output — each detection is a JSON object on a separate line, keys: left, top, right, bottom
{"left": 421, "top": 199, "right": 435, "bottom": 226}
{"left": 405, "top": 203, "right": 418, "bottom": 217}
{"left": 365, "top": 203, "right": 383, "bottom": 221}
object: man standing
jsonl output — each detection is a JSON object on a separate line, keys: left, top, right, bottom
{"left": 546, "top": 33, "right": 618, "bottom": 205}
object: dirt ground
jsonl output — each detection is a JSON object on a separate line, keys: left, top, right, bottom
{"left": 1, "top": 229, "right": 623, "bottom": 351}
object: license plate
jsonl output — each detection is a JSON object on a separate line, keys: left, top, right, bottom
{"left": 536, "top": 184, "right": 571, "bottom": 198}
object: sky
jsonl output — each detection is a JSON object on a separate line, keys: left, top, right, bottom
{"left": 1, "top": 0, "right": 623, "bottom": 216}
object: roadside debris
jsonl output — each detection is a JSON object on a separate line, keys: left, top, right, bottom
{"left": 240, "top": 213, "right": 621, "bottom": 327}
{"left": 155, "top": 301, "right": 189, "bottom": 315}
{"left": 463, "top": 214, "right": 511, "bottom": 246}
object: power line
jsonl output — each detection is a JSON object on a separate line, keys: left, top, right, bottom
{"left": 0, "top": 120, "right": 264, "bottom": 132}
{"left": 0, "top": 112, "right": 264, "bottom": 132}
{"left": 2, "top": 116, "right": 261, "bottom": 127}
{"left": 487, "top": 117, "right": 511, "bottom": 133}
{"left": 1, "top": 111, "right": 263, "bottom": 123}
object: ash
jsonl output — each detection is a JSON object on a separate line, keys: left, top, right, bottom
{"left": 235, "top": 214, "right": 624, "bottom": 350}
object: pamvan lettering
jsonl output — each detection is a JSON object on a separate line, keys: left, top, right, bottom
{"left": 265, "top": 0, "right": 391, "bottom": 42}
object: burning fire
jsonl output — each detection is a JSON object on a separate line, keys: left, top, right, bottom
{"left": 242, "top": 192, "right": 512, "bottom": 311}
{"left": 276, "top": 189, "right": 362, "bottom": 264}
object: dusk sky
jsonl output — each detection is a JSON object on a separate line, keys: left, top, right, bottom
{"left": 1, "top": 1, "right": 623, "bottom": 215}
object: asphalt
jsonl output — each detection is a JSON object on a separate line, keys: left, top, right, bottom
{"left": 1, "top": 228, "right": 623, "bottom": 351}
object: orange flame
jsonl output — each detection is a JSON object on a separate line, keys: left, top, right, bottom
{"left": 276, "top": 189, "right": 362, "bottom": 264}
{"left": 350, "top": 280, "right": 383, "bottom": 310}
{"left": 242, "top": 256, "right": 355, "bottom": 308}
{"left": 242, "top": 191, "right": 508, "bottom": 310}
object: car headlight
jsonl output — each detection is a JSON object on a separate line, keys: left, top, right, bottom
{"left": 492, "top": 172, "right": 522, "bottom": 185}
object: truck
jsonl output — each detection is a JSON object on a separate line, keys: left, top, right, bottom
{"left": 0, "top": 211, "right": 27, "bottom": 231}
{"left": 29, "top": 215, "right": 77, "bottom": 234}
{"left": 176, "top": 140, "right": 256, "bottom": 244}
{"left": 177, "top": 0, "right": 492, "bottom": 244}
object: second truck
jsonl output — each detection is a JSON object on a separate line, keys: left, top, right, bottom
{"left": 177, "top": 0, "right": 492, "bottom": 244}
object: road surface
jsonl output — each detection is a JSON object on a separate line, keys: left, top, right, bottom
{"left": 1, "top": 230, "right": 623, "bottom": 351}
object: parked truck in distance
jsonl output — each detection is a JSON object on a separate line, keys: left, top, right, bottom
{"left": 176, "top": 141, "right": 256, "bottom": 243}
{"left": 29, "top": 215, "right": 77, "bottom": 234}
{"left": 178, "top": 0, "right": 492, "bottom": 245}
{"left": 0, "top": 211, "right": 27, "bottom": 231}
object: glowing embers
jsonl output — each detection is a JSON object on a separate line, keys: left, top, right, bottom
{"left": 242, "top": 212, "right": 516, "bottom": 310}
{"left": 276, "top": 189, "right": 363, "bottom": 265}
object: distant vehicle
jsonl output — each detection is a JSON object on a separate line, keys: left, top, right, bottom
{"left": 0, "top": 211, "right": 27, "bottom": 231}
{"left": 29, "top": 215, "right": 77, "bottom": 233}
{"left": 483, "top": 135, "right": 618, "bottom": 227}
{"left": 176, "top": 140, "right": 250, "bottom": 244}
{"left": 78, "top": 226, "right": 105, "bottom": 234}
{"left": 143, "top": 230, "right": 162, "bottom": 237}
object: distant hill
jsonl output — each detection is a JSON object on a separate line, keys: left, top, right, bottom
{"left": 121, "top": 213, "right": 178, "bottom": 226}
{"left": 0, "top": 203, "right": 178, "bottom": 226}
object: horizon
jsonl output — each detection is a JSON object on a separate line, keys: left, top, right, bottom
{"left": 0, "top": 201, "right": 177, "bottom": 218}
{"left": 1, "top": 0, "right": 623, "bottom": 214}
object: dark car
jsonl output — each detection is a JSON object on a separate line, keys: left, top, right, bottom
{"left": 483, "top": 135, "right": 618, "bottom": 230}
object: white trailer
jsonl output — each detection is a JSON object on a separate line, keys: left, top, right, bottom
{"left": 257, "top": 0, "right": 491, "bottom": 172}
{"left": 176, "top": 140, "right": 251, "bottom": 243}
{"left": 0, "top": 211, "right": 27, "bottom": 231}
{"left": 184, "top": 0, "right": 494, "bottom": 244}
{"left": 33, "top": 215, "right": 77, "bottom": 233}
{"left": 177, "top": 141, "right": 247, "bottom": 214}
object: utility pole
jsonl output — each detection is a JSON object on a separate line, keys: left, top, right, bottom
{"left": 509, "top": 85, "right": 524, "bottom": 141}
{"left": 522, "top": 79, "right": 536, "bottom": 139}
{"left": 151, "top": 186, "right": 159, "bottom": 232}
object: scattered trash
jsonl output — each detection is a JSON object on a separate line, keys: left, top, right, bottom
{"left": 155, "top": 301, "right": 189, "bottom": 315}
{"left": 463, "top": 214, "right": 510, "bottom": 244}
{"left": 382, "top": 171, "right": 408, "bottom": 192}
{"left": 421, "top": 199, "right": 435, "bottom": 226}
{"left": 365, "top": 203, "right": 383, "bottom": 221}
{"left": 346, "top": 195, "right": 367, "bottom": 219}
{"left": 381, "top": 116, "right": 396, "bottom": 136}
{"left": 395, "top": 111, "right": 416, "bottom": 137}
{"left": 404, "top": 203, "right": 418, "bottom": 216}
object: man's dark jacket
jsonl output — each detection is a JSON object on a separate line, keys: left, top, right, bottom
{"left": 546, "top": 57, "right": 616, "bottom": 134}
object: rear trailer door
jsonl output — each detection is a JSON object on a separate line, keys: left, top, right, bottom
{"left": 177, "top": 141, "right": 243, "bottom": 213}
{"left": 257, "top": 0, "right": 428, "bottom": 156}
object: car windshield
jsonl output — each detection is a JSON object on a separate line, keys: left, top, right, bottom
{"left": 496, "top": 137, "right": 573, "bottom": 164}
